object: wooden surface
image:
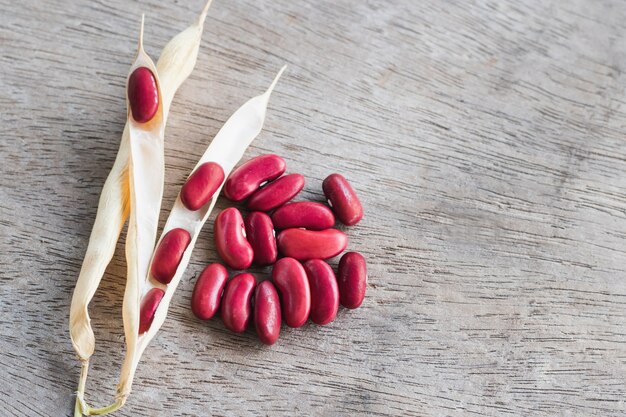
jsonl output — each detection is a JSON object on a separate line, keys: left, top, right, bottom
{"left": 1, "top": 0, "right": 626, "bottom": 415}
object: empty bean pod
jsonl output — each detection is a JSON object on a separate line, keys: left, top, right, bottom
{"left": 304, "top": 259, "right": 339, "bottom": 325}
{"left": 128, "top": 67, "right": 159, "bottom": 123}
{"left": 254, "top": 280, "right": 281, "bottom": 345}
{"left": 191, "top": 263, "right": 228, "bottom": 320}
{"left": 272, "top": 257, "right": 311, "bottom": 328}
{"left": 337, "top": 252, "right": 367, "bottom": 309}
{"left": 180, "top": 162, "right": 225, "bottom": 211}
{"left": 224, "top": 154, "right": 286, "bottom": 201}
{"left": 214, "top": 208, "right": 254, "bottom": 270}
{"left": 247, "top": 173, "right": 305, "bottom": 212}
{"left": 276, "top": 228, "right": 348, "bottom": 260}
{"left": 138, "top": 288, "right": 165, "bottom": 334}
{"left": 271, "top": 201, "right": 335, "bottom": 230}
{"left": 245, "top": 212, "right": 278, "bottom": 265}
{"left": 322, "top": 173, "right": 363, "bottom": 226}
{"left": 221, "top": 273, "right": 256, "bottom": 333}
{"left": 151, "top": 228, "right": 191, "bottom": 284}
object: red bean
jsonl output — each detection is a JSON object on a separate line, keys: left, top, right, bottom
{"left": 322, "top": 173, "right": 363, "bottom": 226}
{"left": 272, "top": 257, "right": 311, "bottom": 328}
{"left": 214, "top": 208, "right": 254, "bottom": 270}
{"left": 138, "top": 288, "right": 165, "bottom": 334}
{"left": 180, "top": 162, "right": 225, "bottom": 211}
{"left": 304, "top": 260, "right": 339, "bottom": 325}
{"left": 276, "top": 228, "right": 348, "bottom": 261}
{"left": 337, "top": 252, "right": 367, "bottom": 309}
{"left": 271, "top": 202, "right": 335, "bottom": 230}
{"left": 221, "top": 273, "right": 256, "bottom": 333}
{"left": 254, "top": 281, "right": 281, "bottom": 345}
{"left": 247, "top": 174, "right": 305, "bottom": 212}
{"left": 128, "top": 67, "right": 159, "bottom": 123}
{"left": 191, "top": 263, "right": 228, "bottom": 320}
{"left": 151, "top": 228, "right": 191, "bottom": 284}
{"left": 244, "top": 212, "right": 277, "bottom": 265}
{"left": 224, "top": 154, "right": 286, "bottom": 201}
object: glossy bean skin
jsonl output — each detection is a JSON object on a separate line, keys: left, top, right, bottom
{"left": 180, "top": 162, "right": 225, "bottom": 211}
{"left": 276, "top": 228, "right": 348, "bottom": 261}
{"left": 151, "top": 228, "right": 191, "bottom": 284}
{"left": 247, "top": 174, "right": 305, "bottom": 212}
{"left": 322, "top": 173, "right": 363, "bottom": 226}
{"left": 224, "top": 154, "right": 286, "bottom": 201}
{"left": 271, "top": 202, "right": 335, "bottom": 230}
{"left": 303, "top": 260, "right": 339, "bottom": 325}
{"left": 191, "top": 263, "right": 228, "bottom": 320}
{"left": 214, "top": 208, "right": 254, "bottom": 270}
{"left": 272, "top": 257, "right": 311, "bottom": 328}
{"left": 254, "top": 281, "right": 281, "bottom": 345}
{"left": 221, "top": 273, "right": 256, "bottom": 333}
{"left": 244, "top": 212, "right": 277, "bottom": 265}
{"left": 337, "top": 252, "right": 367, "bottom": 309}
{"left": 128, "top": 67, "right": 159, "bottom": 123}
{"left": 139, "top": 288, "right": 165, "bottom": 334}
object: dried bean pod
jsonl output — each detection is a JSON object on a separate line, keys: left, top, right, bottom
{"left": 247, "top": 173, "right": 304, "bottom": 212}
{"left": 180, "top": 162, "right": 225, "bottom": 211}
{"left": 224, "top": 154, "right": 286, "bottom": 201}
{"left": 254, "top": 281, "right": 281, "bottom": 345}
{"left": 322, "top": 173, "right": 363, "bottom": 226}
{"left": 138, "top": 288, "right": 165, "bottom": 334}
{"left": 245, "top": 212, "right": 277, "bottom": 265}
{"left": 128, "top": 67, "right": 159, "bottom": 123}
{"left": 150, "top": 228, "right": 191, "bottom": 284}
{"left": 191, "top": 263, "right": 228, "bottom": 320}
{"left": 272, "top": 257, "right": 310, "bottom": 328}
{"left": 337, "top": 252, "right": 367, "bottom": 309}
{"left": 221, "top": 273, "right": 256, "bottom": 333}
{"left": 304, "top": 260, "right": 339, "bottom": 325}
{"left": 271, "top": 201, "right": 335, "bottom": 230}
{"left": 276, "top": 228, "right": 348, "bottom": 260}
{"left": 214, "top": 208, "right": 254, "bottom": 270}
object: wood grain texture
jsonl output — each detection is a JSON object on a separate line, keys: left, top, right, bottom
{"left": 1, "top": 0, "right": 626, "bottom": 415}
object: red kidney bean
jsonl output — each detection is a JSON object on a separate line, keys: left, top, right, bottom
{"left": 244, "top": 212, "right": 277, "bottom": 265}
{"left": 272, "top": 257, "right": 311, "bottom": 328}
{"left": 224, "top": 154, "right": 286, "bottom": 201}
{"left": 180, "top": 162, "right": 225, "bottom": 211}
{"left": 338, "top": 252, "right": 367, "bottom": 309}
{"left": 221, "top": 273, "right": 256, "bottom": 333}
{"left": 151, "top": 228, "right": 191, "bottom": 284}
{"left": 214, "top": 208, "right": 254, "bottom": 270}
{"left": 247, "top": 174, "right": 305, "bottom": 212}
{"left": 322, "top": 173, "right": 363, "bottom": 226}
{"left": 191, "top": 263, "right": 228, "bottom": 320}
{"left": 138, "top": 288, "right": 165, "bottom": 334}
{"left": 304, "top": 260, "right": 339, "bottom": 325}
{"left": 271, "top": 202, "right": 335, "bottom": 230}
{"left": 254, "top": 281, "right": 281, "bottom": 345}
{"left": 276, "top": 228, "right": 348, "bottom": 261}
{"left": 128, "top": 67, "right": 159, "bottom": 123}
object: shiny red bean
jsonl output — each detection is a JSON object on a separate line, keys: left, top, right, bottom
{"left": 247, "top": 174, "right": 305, "bottom": 212}
{"left": 244, "top": 212, "right": 277, "bottom": 265}
{"left": 276, "top": 228, "right": 348, "bottom": 261}
{"left": 271, "top": 202, "right": 335, "bottom": 230}
{"left": 221, "top": 273, "right": 256, "bottom": 333}
{"left": 322, "top": 173, "right": 363, "bottom": 226}
{"left": 180, "top": 162, "right": 225, "bottom": 211}
{"left": 128, "top": 67, "right": 159, "bottom": 123}
{"left": 304, "top": 260, "right": 339, "bottom": 325}
{"left": 214, "top": 208, "right": 254, "bottom": 270}
{"left": 272, "top": 257, "right": 311, "bottom": 328}
{"left": 191, "top": 263, "right": 228, "bottom": 320}
{"left": 254, "top": 281, "right": 281, "bottom": 345}
{"left": 224, "top": 154, "right": 286, "bottom": 201}
{"left": 138, "top": 288, "right": 165, "bottom": 334}
{"left": 151, "top": 228, "right": 191, "bottom": 284}
{"left": 338, "top": 252, "right": 367, "bottom": 309}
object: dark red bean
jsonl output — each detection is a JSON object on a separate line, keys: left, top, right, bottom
{"left": 151, "top": 228, "right": 191, "bottom": 284}
{"left": 271, "top": 202, "right": 335, "bottom": 230}
{"left": 276, "top": 228, "right": 348, "bottom": 261}
{"left": 272, "top": 257, "right": 311, "bottom": 328}
{"left": 304, "top": 260, "right": 339, "bottom": 325}
{"left": 191, "top": 263, "right": 228, "bottom": 320}
{"left": 337, "top": 252, "right": 367, "bottom": 309}
{"left": 254, "top": 281, "right": 281, "bottom": 345}
{"left": 244, "top": 212, "right": 277, "bottom": 265}
{"left": 247, "top": 174, "right": 305, "bottom": 212}
{"left": 128, "top": 67, "right": 159, "bottom": 123}
{"left": 221, "top": 273, "right": 256, "bottom": 333}
{"left": 224, "top": 154, "right": 286, "bottom": 201}
{"left": 214, "top": 208, "right": 254, "bottom": 270}
{"left": 139, "top": 288, "right": 165, "bottom": 334}
{"left": 322, "top": 173, "right": 363, "bottom": 226}
{"left": 180, "top": 162, "right": 225, "bottom": 211}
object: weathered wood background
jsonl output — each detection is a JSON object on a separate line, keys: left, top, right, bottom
{"left": 1, "top": 0, "right": 626, "bottom": 415}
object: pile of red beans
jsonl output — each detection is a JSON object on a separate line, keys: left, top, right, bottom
{"left": 190, "top": 154, "right": 367, "bottom": 345}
